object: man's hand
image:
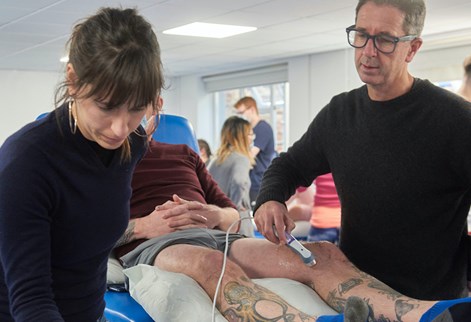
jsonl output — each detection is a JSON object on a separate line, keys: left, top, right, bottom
{"left": 253, "top": 200, "right": 295, "bottom": 244}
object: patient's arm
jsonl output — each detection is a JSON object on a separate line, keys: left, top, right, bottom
{"left": 167, "top": 194, "right": 240, "bottom": 232}
{"left": 114, "top": 194, "right": 239, "bottom": 248}
{"left": 114, "top": 201, "right": 207, "bottom": 248}
{"left": 114, "top": 220, "right": 137, "bottom": 248}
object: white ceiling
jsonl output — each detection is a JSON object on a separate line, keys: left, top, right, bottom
{"left": 1, "top": 0, "right": 471, "bottom": 77}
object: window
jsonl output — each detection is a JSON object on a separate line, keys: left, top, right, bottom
{"left": 213, "top": 82, "right": 289, "bottom": 153}
{"left": 434, "top": 80, "right": 462, "bottom": 92}
{"left": 203, "top": 64, "right": 289, "bottom": 153}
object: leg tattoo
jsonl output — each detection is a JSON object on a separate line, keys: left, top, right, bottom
{"left": 339, "top": 278, "right": 364, "bottom": 296}
{"left": 222, "top": 280, "right": 316, "bottom": 322}
{"left": 323, "top": 264, "right": 427, "bottom": 322}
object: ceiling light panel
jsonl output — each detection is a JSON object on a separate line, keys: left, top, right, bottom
{"left": 163, "top": 22, "right": 257, "bottom": 38}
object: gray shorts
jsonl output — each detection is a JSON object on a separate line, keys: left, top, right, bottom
{"left": 120, "top": 228, "right": 245, "bottom": 268}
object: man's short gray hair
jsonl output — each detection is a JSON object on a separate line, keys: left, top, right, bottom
{"left": 355, "top": 0, "right": 426, "bottom": 36}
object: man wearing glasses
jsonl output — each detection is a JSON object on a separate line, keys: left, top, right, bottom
{"left": 254, "top": 0, "right": 471, "bottom": 303}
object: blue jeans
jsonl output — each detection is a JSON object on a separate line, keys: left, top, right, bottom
{"left": 307, "top": 226, "right": 340, "bottom": 244}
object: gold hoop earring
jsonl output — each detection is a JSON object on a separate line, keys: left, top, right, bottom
{"left": 68, "top": 101, "right": 77, "bottom": 134}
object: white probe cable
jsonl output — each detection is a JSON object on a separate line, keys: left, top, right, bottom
{"left": 211, "top": 219, "right": 317, "bottom": 321}
{"left": 211, "top": 217, "right": 247, "bottom": 322}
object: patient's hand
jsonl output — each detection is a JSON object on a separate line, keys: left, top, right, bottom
{"left": 160, "top": 194, "right": 222, "bottom": 230}
{"left": 135, "top": 194, "right": 238, "bottom": 239}
{"left": 167, "top": 195, "right": 243, "bottom": 233}
{"left": 135, "top": 198, "right": 209, "bottom": 239}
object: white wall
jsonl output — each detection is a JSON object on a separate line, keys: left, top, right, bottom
{"left": 169, "top": 44, "right": 471, "bottom": 149}
{"left": 0, "top": 70, "right": 61, "bottom": 144}
{"left": 410, "top": 44, "right": 471, "bottom": 82}
{"left": 0, "top": 71, "right": 204, "bottom": 145}
{"left": 1, "top": 44, "right": 470, "bottom": 146}
{"left": 161, "top": 75, "right": 214, "bottom": 144}
{"left": 169, "top": 50, "right": 362, "bottom": 149}
{"left": 287, "top": 55, "right": 311, "bottom": 144}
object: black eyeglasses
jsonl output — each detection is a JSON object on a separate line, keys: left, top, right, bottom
{"left": 346, "top": 25, "right": 417, "bottom": 54}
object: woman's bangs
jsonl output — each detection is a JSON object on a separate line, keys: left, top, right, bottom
{"left": 87, "top": 50, "right": 159, "bottom": 109}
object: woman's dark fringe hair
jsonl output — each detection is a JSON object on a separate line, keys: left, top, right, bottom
{"left": 54, "top": 7, "right": 165, "bottom": 161}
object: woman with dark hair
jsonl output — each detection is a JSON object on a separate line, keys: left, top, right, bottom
{"left": 197, "top": 138, "right": 213, "bottom": 166}
{"left": 0, "top": 7, "right": 164, "bottom": 322}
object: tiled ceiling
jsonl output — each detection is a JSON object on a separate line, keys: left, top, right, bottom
{"left": 1, "top": 0, "right": 471, "bottom": 77}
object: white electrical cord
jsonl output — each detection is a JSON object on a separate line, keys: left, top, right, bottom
{"left": 211, "top": 217, "right": 253, "bottom": 322}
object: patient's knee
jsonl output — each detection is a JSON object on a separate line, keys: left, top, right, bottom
{"left": 156, "top": 246, "right": 244, "bottom": 285}
{"left": 197, "top": 251, "right": 245, "bottom": 285}
{"left": 306, "top": 241, "right": 349, "bottom": 263}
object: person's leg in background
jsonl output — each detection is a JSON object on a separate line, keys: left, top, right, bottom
{"left": 308, "top": 226, "right": 340, "bottom": 245}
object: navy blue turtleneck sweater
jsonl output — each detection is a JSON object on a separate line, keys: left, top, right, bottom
{"left": 0, "top": 105, "right": 146, "bottom": 321}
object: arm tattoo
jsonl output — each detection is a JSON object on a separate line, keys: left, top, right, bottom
{"left": 114, "top": 220, "right": 136, "bottom": 248}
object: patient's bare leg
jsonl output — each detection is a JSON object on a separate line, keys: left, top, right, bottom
{"left": 229, "top": 239, "right": 437, "bottom": 322}
{"left": 154, "top": 244, "right": 317, "bottom": 321}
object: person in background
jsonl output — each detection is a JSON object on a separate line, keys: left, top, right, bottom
{"left": 286, "top": 185, "right": 314, "bottom": 238}
{"left": 208, "top": 116, "right": 255, "bottom": 236}
{"left": 197, "top": 138, "right": 213, "bottom": 166}
{"left": 254, "top": 0, "right": 471, "bottom": 301}
{"left": 234, "top": 96, "right": 275, "bottom": 205}
{"left": 308, "top": 173, "right": 341, "bottom": 244}
{"left": 287, "top": 186, "right": 314, "bottom": 222}
{"left": 457, "top": 54, "right": 471, "bottom": 101}
{"left": 286, "top": 174, "right": 341, "bottom": 244}
{"left": 0, "top": 7, "right": 163, "bottom": 322}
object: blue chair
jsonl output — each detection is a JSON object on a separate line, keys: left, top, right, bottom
{"left": 105, "top": 291, "right": 153, "bottom": 322}
{"left": 152, "top": 114, "right": 199, "bottom": 153}
{"left": 36, "top": 112, "right": 50, "bottom": 120}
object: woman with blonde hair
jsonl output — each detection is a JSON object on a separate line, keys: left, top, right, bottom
{"left": 209, "top": 116, "right": 255, "bottom": 236}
